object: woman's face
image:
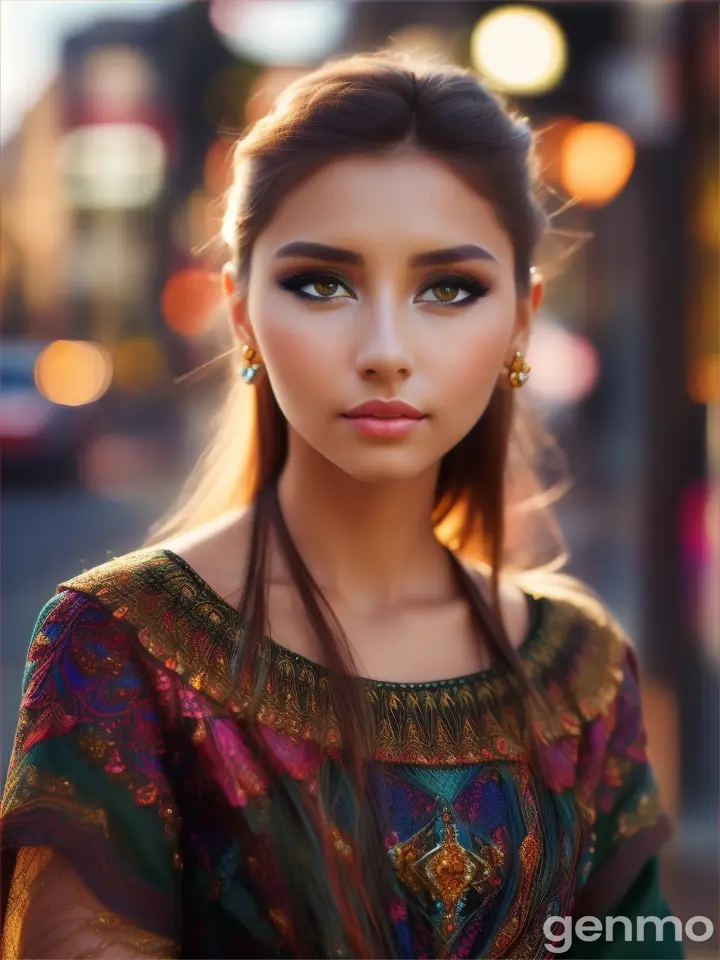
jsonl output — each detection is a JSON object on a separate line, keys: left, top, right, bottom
{"left": 225, "top": 149, "right": 540, "bottom": 483}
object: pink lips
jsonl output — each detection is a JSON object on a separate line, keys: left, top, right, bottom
{"left": 341, "top": 399, "right": 427, "bottom": 439}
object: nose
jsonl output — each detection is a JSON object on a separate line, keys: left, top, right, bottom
{"left": 354, "top": 300, "right": 413, "bottom": 383}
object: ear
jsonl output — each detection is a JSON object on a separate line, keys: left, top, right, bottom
{"left": 221, "top": 262, "right": 255, "bottom": 345}
{"left": 510, "top": 270, "right": 544, "bottom": 355}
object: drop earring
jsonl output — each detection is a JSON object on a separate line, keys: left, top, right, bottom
{"left": 240, "top": 344, "right": 262, "bottom": 384}
{"left": 507, "top": 350, "right": 531, "bottom": 388}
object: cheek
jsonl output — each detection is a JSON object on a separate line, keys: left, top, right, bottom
{"left": 435, "top": 308, "right": 512, "bottom": 410}
{"left": 251, "top": 297, "right": 340, "bottom": 416}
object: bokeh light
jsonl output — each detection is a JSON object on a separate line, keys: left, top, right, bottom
{"left": 79, "top": 46, "right": 156, "bottom": 115}
{"left": 560, "top": 122, "right": 636, "bottom": 206}
{"left": 471, "top": 6, "right": 567, "bottom": 95}
{"left": 161, "top": 269, "right": 222, "bottom": 337}
{"left": 34, "top": 340, "right": 113, "bottom": 406}
{"left": 528, "top": 321, "right": 600, "bottom": 405}
{"left": 209, "top": 0, "right": 348, "bottom": 66}
{"left": 58, "top": 123, "right": 166, "bottom": 209}
{"left": 688, "top": 354, "right": 720, "bottom": 405}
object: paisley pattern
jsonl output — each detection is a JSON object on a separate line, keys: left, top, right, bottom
{"left": 0, "top": 547, "right": 680, "bottom": 959}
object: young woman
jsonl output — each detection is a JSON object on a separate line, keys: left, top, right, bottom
{"left": 1, "top": 53, "right": 682, "bottom": 959}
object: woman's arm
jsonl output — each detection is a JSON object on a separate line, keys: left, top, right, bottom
{"left": 3, "top": 847, "right": 176, "bottom": 959}
{"left": 1, "top": 590, "right": 182, "bottom": 956}
{"left": 569, "top": 641, "right": 683, "bottom": 959}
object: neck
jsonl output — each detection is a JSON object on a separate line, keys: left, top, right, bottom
{"left": 273, "top": 433, "right": 457, "bottom": 614}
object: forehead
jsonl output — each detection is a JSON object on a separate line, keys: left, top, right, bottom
{"left": 253, "top": 149, "right": 514, "bottom": 264}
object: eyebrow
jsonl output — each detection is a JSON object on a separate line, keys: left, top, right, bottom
{"left": 272, "top": 241, "right": 497, "bottom": 267}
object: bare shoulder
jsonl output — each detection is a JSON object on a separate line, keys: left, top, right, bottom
{"left": 158, "top": 507, "right": 254, "bottom": 605}
{"left": 464, "top": 561, "right": 537, "bottom": 652}
{"left": 498, "top": 575, "right": 535, "bottom": 649}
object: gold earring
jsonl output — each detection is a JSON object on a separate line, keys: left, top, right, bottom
{"left": 507, "top": 350, "right": 530, "bottom": 388}
{"left": 240, "top": 344, "right": 263, "bottom": 384}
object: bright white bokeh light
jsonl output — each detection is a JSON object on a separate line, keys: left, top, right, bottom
{"left": 58, "top": 124, "right": 166, "bottom": 209}
{"left": 471, "top": 6, "right": 567, "bottom": 95}
{"left": 209, "top": 0, "right": 348, "bottom": 66}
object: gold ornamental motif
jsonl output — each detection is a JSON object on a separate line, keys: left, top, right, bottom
{"left": 388, "top": 803, "right": 503, "bottom": 951}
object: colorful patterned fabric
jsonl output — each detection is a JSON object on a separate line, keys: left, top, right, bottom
{"left": 1, "top": 547, "right": 681, "bottom": 958}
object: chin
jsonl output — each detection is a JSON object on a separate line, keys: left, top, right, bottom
{"left": 331, "top": 449, "right": 435, "bottom": 484}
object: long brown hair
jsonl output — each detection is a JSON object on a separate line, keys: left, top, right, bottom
{"left": 143, "top": 51, "right": 572, "bottom": 957}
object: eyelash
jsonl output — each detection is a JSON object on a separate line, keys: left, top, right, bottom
{"left": 278, "top": 268, "right": 355, "bottom": 302}
{"left": 417, "top": 273, "right": 490, "bottom": 308}
{"left": 277, "top": 269, "right": 491, "bottom": 308}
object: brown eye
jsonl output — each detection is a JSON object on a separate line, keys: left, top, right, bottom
{"left": 418, "top": 284, "right": 467, "bottom": 305}
{"left": 432, "top": 285, "right": 459, "bottom": 303}
{"left": 415, "top": 275, "right": 488, "bottom": 307}
{"left": 280, "top": 273, "right": 355, "bottom": 301}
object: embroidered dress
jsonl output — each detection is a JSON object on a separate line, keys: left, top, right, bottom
{"left": 1, "top": 548, "right": 682, "bottom": 959}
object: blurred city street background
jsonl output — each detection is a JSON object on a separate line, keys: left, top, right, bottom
{"left": 1, "top": 1, "right": 718, "bottom": 952}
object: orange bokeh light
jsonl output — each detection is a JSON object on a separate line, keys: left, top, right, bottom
{"left": 560, "top": 122, "right": 636, "bottom": 206}
{"left": 161, "top": 269, "right": 221, "bottom": 337}
{"left": 34, "top": 340, "right": 112, "bottom": 406}
{"left": 687, "top": 354, "right": 720, "bottom": 405}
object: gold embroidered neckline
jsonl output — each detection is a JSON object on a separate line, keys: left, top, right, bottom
{"left": 56, "top": 546, "right": 626, "bottom": 765}
{"left": 159, "top": 547, "right": 547, "bottom": 692}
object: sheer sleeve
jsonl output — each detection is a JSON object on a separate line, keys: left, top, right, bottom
{"left": 571, "top": 641, "right": 683, "bottom": 958}
{"left": 3, "top": 846, "right": 176, "bottom": 958}
{"left": 1, "top": 590, "right": 182, "bottom": 957}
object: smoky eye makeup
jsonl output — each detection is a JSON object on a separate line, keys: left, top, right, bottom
{"left": 275, "top": 266, "right": 493, "bottom": 307}
{"left": 276, "top": 267, "right": 357, "bottom": 302}
{"left": 414, "top": 272, "right": 492, "bottom": 308}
